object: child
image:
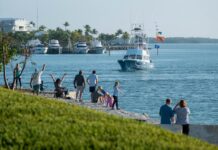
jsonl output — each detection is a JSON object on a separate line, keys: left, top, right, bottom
{"left": 112, "top": 81, "right": 120, "bottom": 110}
{"left": 105, "top": 93, "right": 114, "bottom": 107}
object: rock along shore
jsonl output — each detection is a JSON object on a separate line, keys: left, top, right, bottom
{"left": 19, "top": 89, "right": 156, "bottom": 123}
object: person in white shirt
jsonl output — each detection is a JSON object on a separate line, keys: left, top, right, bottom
{"left": 30, "top": 64, "right": 46, "bottom": 95}
{"left": 87, "top": 70, "right": 98, "bottom": 102}
{"left": 173, "top": 100, "right": 191, "bottom": 135}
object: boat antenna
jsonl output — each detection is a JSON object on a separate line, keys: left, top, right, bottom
{"left": 36, "top": 0, "right": 39, "bottom": 30}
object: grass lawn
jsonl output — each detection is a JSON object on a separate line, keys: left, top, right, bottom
{"left": 0, "top": 88, "right": 217, "bottom": 150}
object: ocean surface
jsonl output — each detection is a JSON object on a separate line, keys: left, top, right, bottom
{"left": 1, "top": 43, "right": 218, "bottom": 124}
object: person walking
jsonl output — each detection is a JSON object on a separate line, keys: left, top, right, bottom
{"left": 74, "top": 70, "right": 86, "bottom": 102}
{"left": 87, "top": 70, "right": 98, "bottom": 102}
{"left": 112, "top": 81, "right": 120, "bottom": 110}
{"left": 173, "top": 100, "right": 191, "bottom": 135}
{"left": 30, "top": 64, "right": 46, "bottom": 95}
{"left": 159, "top": 98, "right": 174, "bottom": 124}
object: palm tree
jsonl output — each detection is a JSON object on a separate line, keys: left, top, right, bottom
{"left": 63, "top": 22, "right": 70, "bottom": 31}
{"left": 84, "top": 24, "right": 91, "bottom": 36}
{"left": 92, "top": 29, "right": 98, "bottom": 35}
{"left": 38, "top": 25, "right": 46, "bottom": 31}
{"left": 115, "top": 29, "right": 123, "bottom": 37}
{"left": 77, "top": 29, "right": 83, "bottom": 35}
{"left": 122, "top": 32, "right": 130, "bottom": 44}
{"left": 30, "top": 21, "right": 35, "bottom": 28}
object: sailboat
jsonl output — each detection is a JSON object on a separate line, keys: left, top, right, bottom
{"left": 118, "top": 24, "right": 152, "bottom": 71}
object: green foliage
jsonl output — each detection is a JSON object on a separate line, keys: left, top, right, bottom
{"left": 48, "top": 28, "right": 70, "bottom": 47}
{"left": 0, "top": 33, "right": 17, "bottom": 72}
{"left": 122, "top": 31, "right": 130, "bottom": 42}
{"left": 71, "top": 30, "right": 84, "bottom": 44}
{"left": 0, "top": 88, "right": 217, "bottom": 150}
{"left": 115, "top": 29, "right": 123, "bottom": 37}
{"left": 38, "top": 25, "right": 46, "bottom": 31}
{"left": 98, "top": 33, "right": 116, "bottom": 45}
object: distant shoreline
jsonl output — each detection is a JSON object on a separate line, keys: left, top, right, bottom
{"left": 148, "top": 37, "right": 218, "bottom": 44}
{"left": 106, "top": 42, "right": 218, "bottom": 50}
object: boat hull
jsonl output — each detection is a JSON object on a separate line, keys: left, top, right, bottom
{"left": 88, "top": 47, "right": 106, "bottom": 54}
{"left": 30, "top": 47, "right": 48, "bottom": 54}
{"left": 73, "top": 48, "right": 89, "bottom": 54}
{"left": 47, "top": 47, "right": 62, "bottom": 54}
{"left": 118, "top": 59, "right": 151, "bottom": 71}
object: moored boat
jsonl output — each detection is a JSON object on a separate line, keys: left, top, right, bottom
{"left": 30, "top": 44, "right": 48, "bottom": 54}
{"left": 73, "top": 42, "right": 89, "bottom": 54}
{"left": 47, "top": 40, "right": 62, "bottom": 54}
{"left": 88, "top": 39, "right": 106, "bottom": 54}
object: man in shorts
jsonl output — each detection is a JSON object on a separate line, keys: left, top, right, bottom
{"left": 74, "top": 70, "right": 86, "bottom": 102}
{"left": 30, "top": 64, "right": 46, "bottom": 95}
{"left": 87, "top": 70, "right": 98, "bottom": 102}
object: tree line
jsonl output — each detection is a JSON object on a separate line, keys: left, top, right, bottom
{"left": 1, "top": 22, "right": 130, "bottom": 51}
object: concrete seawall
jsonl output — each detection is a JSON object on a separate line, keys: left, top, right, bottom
{"left": 160, "top": 124, "right": 218, "bottom": 145}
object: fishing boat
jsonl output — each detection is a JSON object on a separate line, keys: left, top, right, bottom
{"left": 47, "top": 40, "right": 62, "bottom": 54}
{"left": 88, "top": 39, "right": 106, "bottom": 54}
{"left": 118, "top": 24, "right": 152, "bottom": 71}
{"left": 73, "top": 41, "right": 89, "bottom": 54}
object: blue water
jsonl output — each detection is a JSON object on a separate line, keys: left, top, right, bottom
{"left": 1, "top": 43, "right": 218, "bottom": 124}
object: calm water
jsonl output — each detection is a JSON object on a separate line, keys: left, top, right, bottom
{"left": 1, "top": 43, "right": 218, "bottom": 124}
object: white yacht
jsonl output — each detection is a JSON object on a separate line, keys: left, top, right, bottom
{"left": 30, "top": 44, "right": 48, "bottom": 54}
{"left": 27, "top": 39, "right": 47, "bottom": 54}
{"left": 73, "top": 42, "right": 89, "bottom": 54}
{"left": 47, "top": 40, "right": 62, "bottom": 54}
{"left": 118, "top": 24, "right": 152, "bottom": 71}
{"left": 88, "top": 39, "right": 106, "bottom": 54}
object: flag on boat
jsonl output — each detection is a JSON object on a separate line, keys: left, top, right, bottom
{"left": 155, "top": 31, "right": 165, "bottom": 42}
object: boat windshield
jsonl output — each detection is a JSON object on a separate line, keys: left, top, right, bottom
{"left": 124, "top": 55, "right": 142, "bottom": 60}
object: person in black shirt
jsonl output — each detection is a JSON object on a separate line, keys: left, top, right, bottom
{"left": 74, "top": 70, "right": 86, "bottom": 102}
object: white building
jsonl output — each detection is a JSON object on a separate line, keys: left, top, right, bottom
{"left": 0, "top": 18, "right": 33, "bottom": 32}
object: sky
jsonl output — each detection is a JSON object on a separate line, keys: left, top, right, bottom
{"left": 0, "top": 0, "right": 218, "bottom": 38}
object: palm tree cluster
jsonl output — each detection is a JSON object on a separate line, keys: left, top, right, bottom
{"left": 1, "top": 21, "right": 130, "bottom": 50}
{"left": 34, "top": 22, "right": 130, "bottom": 47}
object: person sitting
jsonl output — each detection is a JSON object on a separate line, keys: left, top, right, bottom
{"left": 92, "top": 90, "right": 102, "bottom": 103}
{"left": 97, "top": 86, "right": 107, "bottom": 103}
{"left": 49, "top": 73, "right": 68, "bottom": 98}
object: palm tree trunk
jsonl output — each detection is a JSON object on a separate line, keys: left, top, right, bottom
{"left": 2, "top": 45, "right": 9, "bottom": 89}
